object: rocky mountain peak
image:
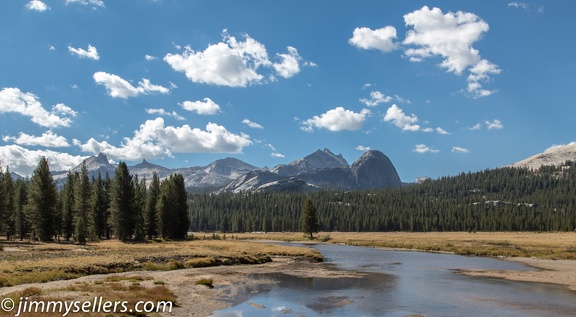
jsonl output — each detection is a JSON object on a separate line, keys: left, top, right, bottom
{"left": 510, "top": 142, "right": 576, "bottom": 169}
{"left": 273, "top": 148, "right": 349, "bottom": 176}
{"left": 351, "top": 150, "right": 401, "bottom": 189}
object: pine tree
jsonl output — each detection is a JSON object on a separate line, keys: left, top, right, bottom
{"left": 0, "top": 163, "right": 5, "bottom": 237}
{"left": 145, "top": 172, "right": 160, "bottom": 239}
{"left": 14, "top": 179, "right": 29, "bottom": 241}
{"left": 2, "top": 167, "right": 16, "bottom": 240}
{"left": 25, "top": 157, "right": 58, "bottom": 241}
{"left": 91, "top": 172, "right": 107, "bottom": 239}
{"left": 60, "top": 172, "right": 76, "bottom": 241}
{"left": 74, "top": 162, "right": 91, "bottom": 244}
{"left": 109, "top": 162, "right": 134, "bottom": 241}
{"left": 300, "top": 197, "right": 319, "bottom": 239}
{"left": 132, "top": 175, "right": 146, "bottom": 241}
{"left": 172, "top": 174, "right": 190, "bottom": 239}
{"left": 156, "top": 177, "right": 175, "bottom": 240}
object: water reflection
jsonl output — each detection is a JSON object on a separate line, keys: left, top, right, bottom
{"left": 212, "top": 243, "right": 576, "bottom": 317}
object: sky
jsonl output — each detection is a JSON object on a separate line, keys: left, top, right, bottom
{"left": 1, "top": 0, "right": 576, "bottom": 182}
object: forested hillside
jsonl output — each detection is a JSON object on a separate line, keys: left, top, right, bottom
{"left": 189, "top": 162, "right": 576, "bottom": 232}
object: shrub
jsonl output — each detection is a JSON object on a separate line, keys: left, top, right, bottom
{"left": 195, "top": 278, "right": 213, "bottom": 288}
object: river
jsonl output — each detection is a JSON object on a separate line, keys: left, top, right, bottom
{"left": 211, "top": 243, "right": 576, "bottom": 317}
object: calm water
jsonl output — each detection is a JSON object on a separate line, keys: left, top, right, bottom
{"left": 211, "top": 243, "right": 576, "bottom": 317}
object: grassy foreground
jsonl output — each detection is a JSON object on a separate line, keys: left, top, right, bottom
{"left": 235, "top": 231, "right": 576, "bottom": 260}
{"left": 0, "top": 239, "right": 322, "bottom": 287}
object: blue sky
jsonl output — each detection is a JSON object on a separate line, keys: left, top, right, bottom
{"left": 1, "top": 0, "right": 575, "bottom": 182}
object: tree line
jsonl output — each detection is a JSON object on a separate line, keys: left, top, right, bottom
{"left": 188, "top": 162, "right": 576, "bottom": 233}
{"left": 2, "top": 158, "right": 576, "bottom": 240}
{"left": 0, "top": 157, "right": 189, "bottom": 243}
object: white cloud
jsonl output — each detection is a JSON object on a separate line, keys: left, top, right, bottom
{"left": 273, "top": 46, "right": 302, "bottom": 78}
{"left": 271, "top": 153, "right": 285, "bottom": 158}
{"left": 52, "top": 103, "right": 78, "bottom": 117}
{"left": 145, "top": 108, "right": 185, "bottom": 120}
{"left": 242, "top": 119, "right": 264, "bottom": 129}
{"left": 301, "top": 107, "right": 370, "bottom": 132}
{"left": 545, "top": 142, "right": 576, "bottom": 152}
{"left": 383, "top": 104, "right": 420, "bottom": 131}
{"left": 468, "top": 123, "right": 482, "bottom": 130}
{"left": 3, "top": 130, "right": 70, "bottom": 147}
{"left": 0, "top": 145, "right": 86, "bottom": 176}
{"left": 65, "top": 0, "right": 105, "bottom": 8}
{"left": 413, "top": 144, "right": 440, "bottom": 154}
{"left": 26, "top": 0, "right": 50, "bottom": 11}
{"left": 144, "top": 54, "right": 157, "bottom": 61}
{"left": 93, "top": 72, "right": 169, "bottom": 99}
{"left": 436, "top": 127, "right": 450, "bottom": 135}
{"left": 402, "top": 6, "right": 501, "bottom": 98}
{"left": 360, "top": 91, "right": 409, "bottom": 107}
{"left": 356, "top": 145, "right": 371, "bottom": 151}
{"left": 508, "top": 2, "right": 529, "bottom": 10}
{"left": 77, "top": 118, "right": 252, "bottom": 161}
{"left": 349, "top": 26, "right": 400, "bottom": 52}
{"left": 0, "top": 88, "right": 74, "bottom": 128}
{"left": 68, "top": 44, "right": 100, "bottom": 60}
{"left": 164, "top": 30, "right": 303, "bottom": 87}
{"left": 180, "top": 98, "right": 221, "bottom": 115}
{"left": 485, "top": 119, "right": 504, "bottom": 130}
{"left": 452, "top": 146, "right": 470, "bottom": 154}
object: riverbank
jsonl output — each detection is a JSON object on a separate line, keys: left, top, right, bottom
{"left": 233, "top": 232, "right": 576, "bottom": 292}
{"left": 460, "top": 257, "right": 576, "bottom": 292}
{"left": 0, "top": 256, "right": 361, "bottom": 317}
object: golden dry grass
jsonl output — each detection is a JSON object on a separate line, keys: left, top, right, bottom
{"left": 0, "top": 239, "right": 322, "bottom": 287}
{"left": 234, "top": 231, "right": 576, "bottom": 259}
{"left": 0, "top": 275, "right": 177, "bottom": 317}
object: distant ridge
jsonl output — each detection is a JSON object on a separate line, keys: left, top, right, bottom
{"left": 49, "top": 148, "right": 402, "bottom": 192}
{"left": 510, "top": 142, "right": 576, "bottom": 169}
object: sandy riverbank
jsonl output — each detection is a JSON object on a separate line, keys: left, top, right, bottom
{"left": 461, "top": 257, "right": 576, "bottom": 292}
{"left": 0, "top": 256, "right": 366, "bottom": 317}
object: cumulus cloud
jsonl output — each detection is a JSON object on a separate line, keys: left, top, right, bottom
{"left": 360, "top": 91, "right": 409, "bottom": 107}
{"left": 349, "top": 26, "right": 400, "bottom": 52}
{"left": 93, "top": 72, "right": 170, "bottom": 99}
{"left": 413, "top": 144, "right": 440, "bottom": 154}
{"left": 356, "top": 145, "right": 371, "bottom": 151}
{"left": 0, "top": 88, "right": 75, "bottom": 128}
{"left": 273, "top": 46, "right": 302, "bottom": 78}
{"left": 164, "top": 30, "right": 304, "bottom": 87}
{"left": 452, "top": 146, "right": 470, "bottom": 154}
{"left": 242, "top": 119, "right": 264, "bottom": 129}
{"left": 0, "top": 145, "right": 86, "bottom": 176}
{"left": 26, "top": 0, "right": 50, "bottom": 11}
{"left": 145, "top": 108, "right": 185, "bottom": 120}
{"left": 144, "top": 54, "right": 157, "bottom": 61}
{"left": 485, "top": 119, "right": 504, "bottom": 130}
{"left": 383, "top": 104, "right": 420, "bottom": 131}
{"left": 180, "top": 98, "right": 221, "bottom": 115}
{"left": 301, "top": 107, "right": 370, "bottom": 132}
{"left": 65, "top": 0, "right": 105, "bottom": 8}
{"left": 3, "top": 130, "right": 70, "bottom": 147}
{"left": 68, "top": 44, "right": 100, "bottom": 60}
{"left": 436, "top": 127, "right": 450, "bottom": 135}
{"left": 77, "top": 118, "right": 252, "bottom": 161}
{"left": 352, "top": 6, "right": 500, "bottom": 98}
{"left": 468, "top": 123, "right": 482, "bottom": 130}
{"left": 508, "top": 2, "right": 529, "bottom": 10}
{"left": 402, "top": 6, "right": 501, "bottom": 98}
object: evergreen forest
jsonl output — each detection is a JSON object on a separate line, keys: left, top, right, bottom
{"left": 189, "top": 162, "right": 576, "bottom": 233}
{"left": 1, "top": 158, "right": 576, "bottom": 243}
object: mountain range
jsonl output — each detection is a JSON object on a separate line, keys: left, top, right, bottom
{"left": 49, "top": 148, "right": 402, "bottom": 192}
{"left": 11, "top": 142, "right": 576, "bottom": 192}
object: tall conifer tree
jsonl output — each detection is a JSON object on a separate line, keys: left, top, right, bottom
{"left": 25, "top": 157, "right": 57, "bottom": 241}
{"left": 109, "top": 162, "right": 134, "bottom": 241}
